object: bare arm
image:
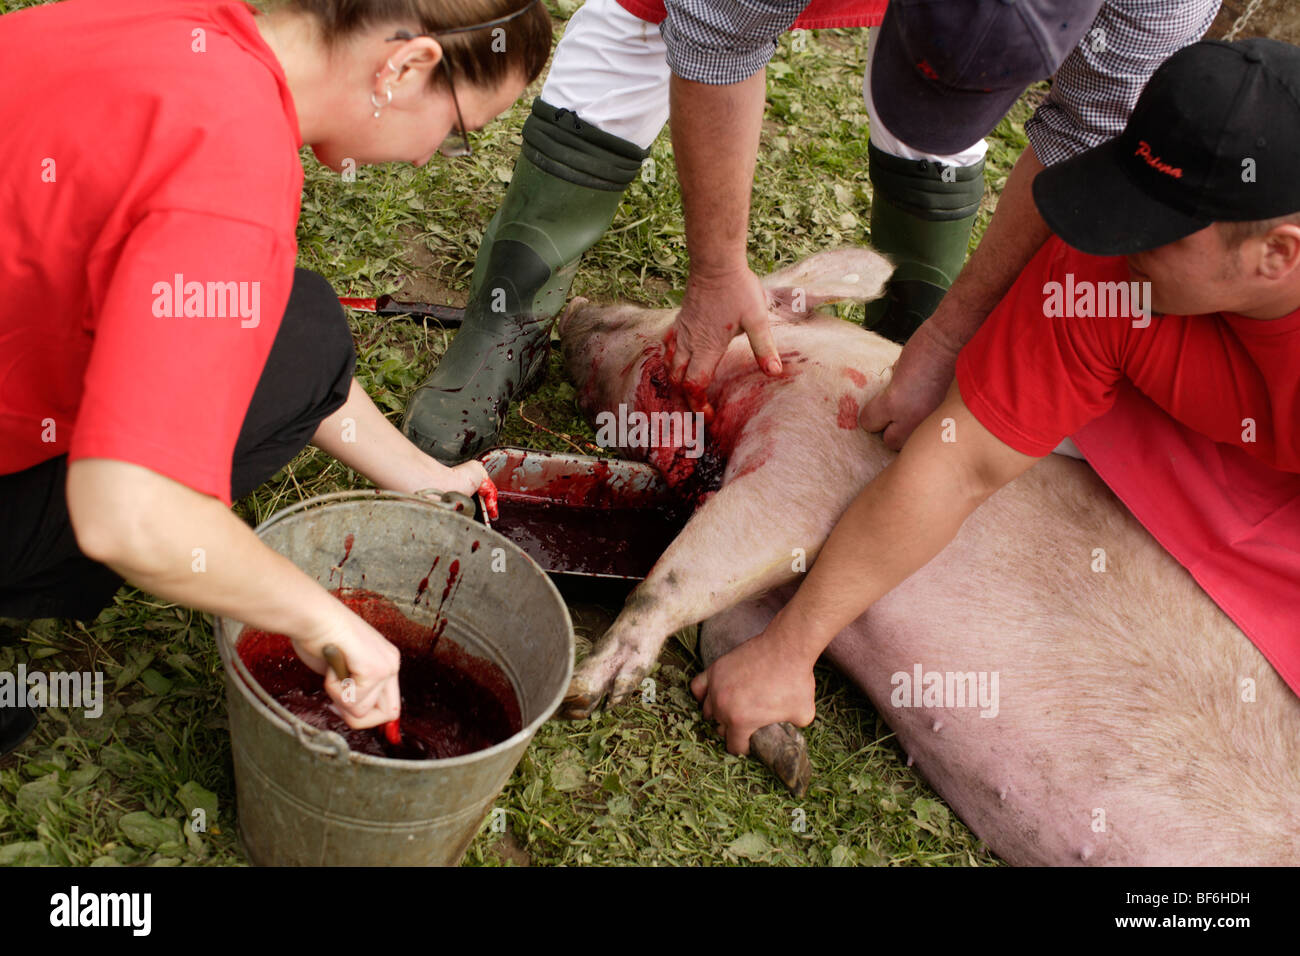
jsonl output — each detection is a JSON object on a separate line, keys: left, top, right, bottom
{"left": 62, "top": 381, "right": 486, "bottom": 729}
{"left": 66, "top": 459, "right": 400, "bottom": 728}
{"left": 664, "top": 71, "right": 780, "bottom": 408}
{"left": 694, "top": 380, "right": 1041, "bottom": 753}
{"left": 312, "top": 378, "right": 486, "bottom": 495}
{"left": 779, "top": 382, "right": 1036, "bottom": 651}
{"left": 671, "top": 72, "right": 765, "bottom": 278}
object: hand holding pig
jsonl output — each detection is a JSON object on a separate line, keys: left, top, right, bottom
{"left": 859, "top": 318, "right": 963, "bottom": 451}
{"left": 691, "top": 627, "right": 817, "bottom": 756}
{"left": 664, "top": 266, "right": 782, "bottom": 417}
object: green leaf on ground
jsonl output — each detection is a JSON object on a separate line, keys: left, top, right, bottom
{"left": 176, "top": 781, "right": 219, "bottom": 823}
{"left": 0, "top": 841, "right": 52, "bottom": 866}
{"left": 16, "top": 775, "right": 63, "bottom": 813}
{"left": 549, "top": 750, "right": 588, "bottom": 792}
{"left": 118, "top": 811, "right": 182, "bottom": 849}
{"left": 725, "top": 831, "right": 772, "bottom": 862}
{"left": 139, "top": 669, "right": 173, "bottom": 696}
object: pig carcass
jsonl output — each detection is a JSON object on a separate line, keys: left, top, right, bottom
{"left": 556, "top": 248, "right": 1300, "bottom": 866}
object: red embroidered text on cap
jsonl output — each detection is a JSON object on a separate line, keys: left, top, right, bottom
{"left": 1135, "top": 140, "right": 1184, "bottom": 179}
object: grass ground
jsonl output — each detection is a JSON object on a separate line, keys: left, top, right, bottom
{"left": 4, "top": 0, "right": 1285, "bottom": 867}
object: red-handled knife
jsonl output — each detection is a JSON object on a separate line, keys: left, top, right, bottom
{"left": 339, "top": 295, "right": 465, "bottom": 325}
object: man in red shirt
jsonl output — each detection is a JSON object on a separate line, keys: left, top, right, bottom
{"left": 692, "top": 37, "right": 1300, "bottom": 750}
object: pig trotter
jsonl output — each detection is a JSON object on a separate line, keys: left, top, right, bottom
{"left": 560, "top": 685, "right": 602, "bottom": 719}
{"left": 697, "top": 595, "right": 812, "bottom": 794}
{"left": 560, "top": 631, "right": 658, "bottom": 718}
{"left": 560, "top": 664, "right": 652, "bottom": 717}
{"left": 750, "top": 722, "right": 813, "bottom": 797}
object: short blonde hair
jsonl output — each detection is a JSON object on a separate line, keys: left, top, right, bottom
{"left": 1218, "top": 210, "right": 1300, "bottom": 247}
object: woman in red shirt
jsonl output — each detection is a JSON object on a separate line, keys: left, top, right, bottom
{"left": 0, "top": 0, "right": 552, "bottom": 753}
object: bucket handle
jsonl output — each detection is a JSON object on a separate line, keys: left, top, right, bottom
{"left": 294, "top": 723, "right": 353, "bottom": 759}
{"left": 413, "top": 488, "right": 477, "bottom": 516}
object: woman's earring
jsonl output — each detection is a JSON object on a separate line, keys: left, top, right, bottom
{"left": 371, "top": 87, "right": 392, "bottom": 119}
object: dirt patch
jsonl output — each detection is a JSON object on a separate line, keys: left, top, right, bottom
{"left": 394, "top": 226, "right": 469, "bottom": 308}
{"left": 641, "top": 276, "right": 673, "bottom": 299}
{"left": 1209, "top": 0, "right": 1300, "bottom": 45}
{"left": 815, "top": 31, "right": 859, "bottom": 54}
{"left": 491, "top": 828, "right": 532, "bottom": 866}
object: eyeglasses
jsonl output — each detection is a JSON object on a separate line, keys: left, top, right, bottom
{"left": 385, "top": 0, "right": 541, "bottom": 160}
{"left": 436, "top": 54, "right": 472, "bottom": 158}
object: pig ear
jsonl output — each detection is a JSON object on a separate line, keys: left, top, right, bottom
{"left": 763, "top": 247, "right": 894, "bottom": 318}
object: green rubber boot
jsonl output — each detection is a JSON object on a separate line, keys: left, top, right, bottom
{"left": 863, "top": 140, "right": 985, "bottom": 344}
{"left": 403, "top": 99, "right": 648, "bottom": 464}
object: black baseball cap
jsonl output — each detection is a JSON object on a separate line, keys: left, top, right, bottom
{"left": 871, "top": 0, "right": 1103, "bottom": 155}
{"left": 1034, "top": 38, "right": 1300, "bottom": 256}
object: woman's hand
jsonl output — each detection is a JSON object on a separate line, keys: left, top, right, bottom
{"left": 67, "top": 459, "right": 407, "bottom": 728}
{"left": 434, "top": 458, "right": 489, "bottom": 498}
{"left": 312, "top": 378, "right": 489, "bottom": 496}
{"left": 294, "top": 603, "right": 401, "bottom": 729}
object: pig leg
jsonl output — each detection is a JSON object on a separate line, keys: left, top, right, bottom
{"left": 562, "top": 469, "right": 822, "bottom": 718}
{"left": 700, "top": 586, "right": 813, "bottom": 797}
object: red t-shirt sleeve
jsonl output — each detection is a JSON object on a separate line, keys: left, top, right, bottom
{"left": 70, "top": 209, "right": 295, "bottom": 505}
{"left": 956, "top": 238, "right": 1130, "bottom": 457}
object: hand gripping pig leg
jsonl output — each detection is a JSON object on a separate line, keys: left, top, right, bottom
{"left": 562, "top": 473, "right": 818, "bottom": 718}
{"left": 701, "top": 587, "right": 812, "bottom": 797}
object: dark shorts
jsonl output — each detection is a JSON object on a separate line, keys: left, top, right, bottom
{"left": 0, "top": 268, "right": 356, "bottom": 623}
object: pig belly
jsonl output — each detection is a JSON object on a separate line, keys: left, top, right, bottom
{"left": 821, "top": 454, "right": 1300, "bottom": 865}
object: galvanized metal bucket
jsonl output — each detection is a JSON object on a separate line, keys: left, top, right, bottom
{"left": 214, "top": 490, "right": 573, "bottom": 866}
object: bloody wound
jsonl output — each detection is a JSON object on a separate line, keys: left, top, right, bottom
{"left": 238, "top": 588, "right": 522, "bottom": 759}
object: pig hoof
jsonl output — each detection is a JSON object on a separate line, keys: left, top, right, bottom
{"left": 561, "top": 650, "right": 621, "bottom": 718}
{"left": 750, "top": 722, "right": 813, "bottom": 798}
{"left": 607, "top": 671, "right": 649, "bottom": 709}
{"left": 560, "top": 677, "right": 604, "bottom": 718}
{"left": 559, "top": 694, "right": 598, "bottom": 719}
{"left": 556, "top": 686, "right": 600, "bottom": 717}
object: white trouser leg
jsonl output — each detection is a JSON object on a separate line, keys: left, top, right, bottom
{"left": 862, "top": 27, "right": 989, "bottom": 166}
{"left": 540, "top": 0, "right": 672, "bottom": 150}
{"left": 1052, "top": 437, "right": 1086, "bottom": 460}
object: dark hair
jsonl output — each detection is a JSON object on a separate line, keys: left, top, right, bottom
{"left": 282, "top": 0, "right": 551, "bottom": 89}
{"left": 1219, "top": 210, "right": 1300, "bottom": 247}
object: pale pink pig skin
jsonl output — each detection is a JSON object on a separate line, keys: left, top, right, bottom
{"left": 557, "top": 248, "right": 1300, "bottom": 866}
